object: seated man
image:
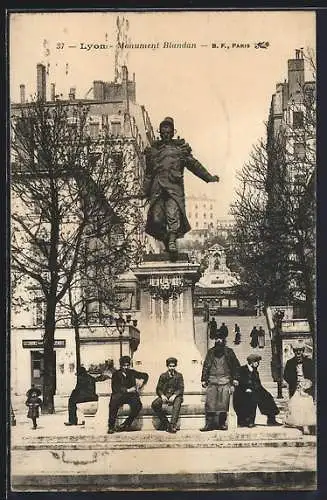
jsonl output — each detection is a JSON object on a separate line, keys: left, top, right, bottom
{"left": 233, "top": 353, "right": 282, "bottom": 428}
{"left": 65, "top": 366, "right": 98, "bottom": 426}
{"left": 152, "top": 357, "right": 184, "bottom": 433}
{"left": 108, "top": 356, "right": 149, "bottom": 434}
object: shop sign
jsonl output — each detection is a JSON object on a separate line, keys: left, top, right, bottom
{"left": 22, "top": 339, "right": 66, "bottom": 348}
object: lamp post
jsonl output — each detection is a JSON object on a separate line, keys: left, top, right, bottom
{"left": 116, "top": 316, "right": 126, "bottom": 359}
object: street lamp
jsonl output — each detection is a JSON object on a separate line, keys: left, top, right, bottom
{"left": 116, "top": 316, "right": 126, "bottom": 358}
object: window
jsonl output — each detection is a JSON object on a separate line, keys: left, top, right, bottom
{"left": 195, "top": 222, "right": 198, "bottom": 228}
{"left": 210, "top": 204, "right": 213, "bottom": 210}
{"left": 89, "top": 122, "right": 100, "bottom": 140}
{"left": 111, "top": 122, "right": 121, "bottom": 136}
{"left": 203, "top": 213, "right": 206, "bottom": 218}
{"left": 195, "top": 213, "right": 198, "bottom": 219}
{"left": 293, "top": 111, "right": 304, "bottom": 129}
{"left": 294, "top": 142, "right": 305, "bottom": 160}
{"left": 210, "top": 213, "right": 213, "bottom": 219}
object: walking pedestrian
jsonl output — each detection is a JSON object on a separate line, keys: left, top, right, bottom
{"left": 152, "top": 357, "right": 184, "bottom": 433}
{"left": 250, "top": 326, "right": 259, "bottom": 348}
{"left": 219, "top": 322, "right": 229, "bottom": 338}
{"left": 233, "top": 323, "right": 241, "bottom": 345}
{"left": 258, "top": 326, "right": 265, "bottom": 348}
{"left": 209, "top": 317, "right": 218, "bottom": 339}
{"left": 25, "top": 386, "right": 42, "bottom": 430}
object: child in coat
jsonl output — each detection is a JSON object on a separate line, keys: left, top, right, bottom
{"left": 25, "top": 386, "right": 42, "bottom": 429}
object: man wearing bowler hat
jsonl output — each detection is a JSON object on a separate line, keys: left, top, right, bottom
{"left": 200, "top": 330, "right": 240, "bottom": 431}
{"left": 108, "top": 356, "right": 149, "bottom": 434}
{"left": 152, "top": 357, "right": 184, "bottom": 433}
{"left": 142, "top": 117, "right": 219, "bottom": 259}
{"left": 233, "top": 353, "right": 281, "bottom": 427}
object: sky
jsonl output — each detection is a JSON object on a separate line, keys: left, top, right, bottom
{"left": 9, "top": 10, "right": 315, "bottom": 217}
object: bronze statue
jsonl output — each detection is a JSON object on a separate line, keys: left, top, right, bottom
{"left": 142, "top": 117, "right": 219, "bottom": 259}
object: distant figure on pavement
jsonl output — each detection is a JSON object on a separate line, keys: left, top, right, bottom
{"left": 250, "top": 326, "right": 259, "bottom": 348}
{"left": 258, "top": 326, "right": 265, "bottom": 348}
{"left": 108, "top": 356, "right": 149, "bottom": 434}
{"left": 233, "top": 323, "right": 241, "bottom": 345}
{"left": 152, "top": 357, "right": 184, "bottom": 433}
{"left": 200, "top": 330, "right": 240, "bottom": 431}
{"left": 233, "top": 354, "right": 281, "bottom": 428}
{"left": 25, "top": 386, "right": 42, "bottom": 430}
{"left": 209, "top": 317, "right": 218, "bottom": 339}
{"left": 219, "top": 322, "right": 229, "bottom": 338}
{"left": 65, "top": 366, "right": 99, "bottom": 426}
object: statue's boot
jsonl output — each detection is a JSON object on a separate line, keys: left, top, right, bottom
{"left": 168, "top": 232, "right": 178, "bottom": 261}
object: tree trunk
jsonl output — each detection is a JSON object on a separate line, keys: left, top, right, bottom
{"left": 74, "top": 320, "right": 81, "bottom": 372}
{"left": 42, "top": 296, "right": 57, "bottom": 414}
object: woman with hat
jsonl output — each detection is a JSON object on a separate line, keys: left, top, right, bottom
{"left": 283, "top": 341, "right": 315, "bottom": 434}
{"left": 233, "top": 353, "right": 281, "bottom": 428}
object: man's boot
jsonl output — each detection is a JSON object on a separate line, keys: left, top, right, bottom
{"left": 267, "top": 416, "right": 282, "bottom": 426}
{"left": 157, "top": 418, "right": 170, "bottom": 431}
{"left": 218, "top": 412, "right": 228, "bottom": 430}
{"left": 117, "top": 416, "right": 134, "bottom": 432}
{"left": 200, "top": 414, "right": 215, "bottom": 432}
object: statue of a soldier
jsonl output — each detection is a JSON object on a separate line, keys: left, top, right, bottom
{"left": 142, "top": 117, "right": 219, "bottom": 259}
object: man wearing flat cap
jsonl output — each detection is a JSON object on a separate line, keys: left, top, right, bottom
{"left": 108, "top": 356, "right": 149, "bottom": 434}
{"left": 233, "top": 353, "right": 281, "bottom": 427}
{"left": 142, "top": 117, "right": 219, "bottom": 259}
{"left": 152, "top": 357, "right": 184, "bottom": 433}
{"left": 200, "top": 330, "right": 240, "bottom": 431}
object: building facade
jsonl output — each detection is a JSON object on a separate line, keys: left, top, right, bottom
{"left": 11, "top": 63, "right": 155, "bottom": 399}
{"left": 265, "top": 49, "right": 316, "bottom": 323}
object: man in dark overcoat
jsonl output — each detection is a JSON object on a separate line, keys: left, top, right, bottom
{"left": 200, "top": 330, "right": 240, "bottom": 431}
{"left": 152, "top": 357, "right": 184, "bottom": 433}
{"left": 65, "top": 366, "right": 98, "bottom": 426}
{"left": 142, "top": 117, "right": 219, "bottom": 255}
{"left": 108, "top": 356, "right": 149, "bottom": 434}
{"left": 233, "top": 353, "right": 281, "bottom": 427}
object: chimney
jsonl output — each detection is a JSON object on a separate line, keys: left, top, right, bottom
{"left": 20, "top": 84, "right": 26, "bottom": 104}
{"left": 93, "top": 81, "right": 104, "bottom": 100}
{"left": 122, "top": 65, "right": 128, "bottom": 82}
{"left": 288, "top": 53, "right": 304, "bottom": 100}
{"left": 69, "top": 87, "right": 76, "bottom": 100}
{"left": 36, "top": 63, "right": 46, "bottom": 101}
{"left": 50, "top": 83, "right": 56, "bottom": 101}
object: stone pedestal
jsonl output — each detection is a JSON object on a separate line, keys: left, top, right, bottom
{"left": 132, "top": 255, "right": 203, "bottom": 393}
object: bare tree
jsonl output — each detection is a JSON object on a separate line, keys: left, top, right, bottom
{"left": 11, "top": 98, "right": 145, "bottom": 412}
{"left": 230, "top": 50, "right": 316, "bottom": 332}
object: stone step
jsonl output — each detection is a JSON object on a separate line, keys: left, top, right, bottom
{"left": 11, "top": 444, "right": 317, "bottom": 491}
{"left": 13, "top": 424, "right": 314, "bottom": 447}
{"left": 11, "top": 470, "right": 317, "bottom": 491}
